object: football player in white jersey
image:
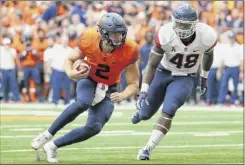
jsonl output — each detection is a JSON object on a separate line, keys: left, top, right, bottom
{"left": 131, "top": 3, "right": 217, "bottom": 160}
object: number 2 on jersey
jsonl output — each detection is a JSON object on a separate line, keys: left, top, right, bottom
{"left": 95, "top": 64, "right": 110, "bottom": 79}
{"left": 169, "top": 54, "right": 199, "bottom": 69}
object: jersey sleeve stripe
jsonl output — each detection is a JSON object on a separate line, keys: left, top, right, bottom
{"left": 205, "top": 39, "right": 217, "bottom": 53}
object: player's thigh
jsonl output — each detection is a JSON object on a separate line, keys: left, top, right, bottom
{"left": 86, "top": 97, "right": 114, "bottom": 128}
{"left": 141, "top": 71, "right": 171, "bottom": 117}
{"left": 162, "top": 76, "right": 195, "bottom": 116}
{"left": 76, "top": 78, "right": 96, "bottom": 105}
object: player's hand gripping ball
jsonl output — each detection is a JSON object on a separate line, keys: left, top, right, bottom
{"left": 69, "top": 59, "right": 91, "bottom": 80}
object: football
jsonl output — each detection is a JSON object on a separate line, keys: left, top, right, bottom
{"left": 73, "top": 59, "right": 90, "bottom": 74}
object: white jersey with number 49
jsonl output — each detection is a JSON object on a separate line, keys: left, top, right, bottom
{"left": 155, "top": 22, "right": 217, "bottom": 75}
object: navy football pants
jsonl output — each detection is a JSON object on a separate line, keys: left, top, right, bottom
{"left": 48, "top": 78, "right": 116, "bottom": 147}
{"left": 139, "top": 68, "right": 195, "bottom": 119}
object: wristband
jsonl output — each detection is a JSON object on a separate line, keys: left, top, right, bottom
{"left": 141, "top": 83, "right": 149, "bottom": 92}
{"left": 201, "top": 70, "right": 209, "bottom": 78}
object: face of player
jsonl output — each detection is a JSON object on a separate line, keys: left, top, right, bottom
{"left": 108, "top": 32, "right": 123, "bottom": 47}
{"left": 175, "top": 22, "right": 192, "bottom": 30}
{"left": 173, "top": 21, "right": 196, "bottom": 39}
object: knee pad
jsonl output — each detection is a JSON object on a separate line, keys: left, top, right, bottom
{"left": 74, "top": 100, "right": 90, "bottom": 111}
{"left": 162, "top": 112, "right": 173, "bottom": 119}
{"left": 86, "top": 121, "right": 102, "bottom": 135}
{"left": 162, "top": 102, "right": 179, "bottom": 117}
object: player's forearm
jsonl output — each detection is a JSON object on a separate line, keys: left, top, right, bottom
{"left": 141, "top": 52, "right": 163, "bottom": 92}
{"left": 64, "top": 58, "right": 73, "bottom": 76}
{"left": 121, "top": 62, "right": 140, "bottom": 99}
{"left": 65, "top": 47, "right": 84, "bottom": 76}
{"left": 141, "top": 45, "right": 164, "bottom": 91}
{"left": 201, "top": 51, "right": 214, "bottom": 78}
{"left": 142, "top": 64, "right": 156, "bottom": 85}
{"left": 121, "top": 83, "right": 139, "bottom": 100}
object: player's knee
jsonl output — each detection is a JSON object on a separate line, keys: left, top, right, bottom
{"left": 162, "top": 112, "right": 174, "bottom": 119}
{"left": 86, "top": 122, "right": 102, "bottom": 135}
{"left": 162, "top": 103, "right": 179, "bottom": 117}
{"left": 74, "top": 100, "right": 90, "bottom": 111}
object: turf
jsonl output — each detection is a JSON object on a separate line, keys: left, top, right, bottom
{"left": 0, "top": 106, "right": 244, "bottom": 164}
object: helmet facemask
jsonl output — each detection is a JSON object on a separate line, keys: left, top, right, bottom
{"left": 99, "top": 26, "right": 127, "bottom": 48}
{"left": 108, "top": 31, "right": 124, "bottom": 47}
{"left": 172, "top": 16, "right": 197, "bottom": 39}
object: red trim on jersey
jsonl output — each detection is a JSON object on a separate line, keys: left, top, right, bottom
{"left": 205, "top": 39, "right": 217, "bottom": 53}
{"left": 155, "top": 30, "right": 161, "bottom": 48}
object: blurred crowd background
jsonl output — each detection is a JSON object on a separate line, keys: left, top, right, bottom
{"left": 0, "top": 1, "right": 244, "bottom": 106}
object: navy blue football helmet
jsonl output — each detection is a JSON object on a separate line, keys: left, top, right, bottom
{"left": 98, "top": 13, "right": 128, "bottom": 48}
{"left": 172, "top": 3, "right": 198, "bottom": 39}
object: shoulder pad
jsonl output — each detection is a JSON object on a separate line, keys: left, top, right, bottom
{"left": 124, "top": 39, "right": 137, "bottom": 49}
{"left": 123, "top": 39, "right": 139, "bottom": 64}
{"left": 78, "top": 29, "right": 99, "bottom": 51}
{"left": 198, "top": 23, "right": 217, "bottom": 48}
{"left": 155, "top": 22, "right": 175, "bottom": 46}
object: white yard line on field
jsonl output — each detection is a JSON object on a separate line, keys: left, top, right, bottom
{"left": 0, "top": 103, "right": 243, "bottom": 111}
{"left": 193, "top": 132, "right": 230, "bottom": 136}
{"left": 1, "top": 120, "right": 243, "bottom": 129}
{"left": 0, "top": 111, "right": 123, "bottom": 117}
{"left": 9, "top": 128, "right": 44, "bottom": 131}
{"left": 1, "top": 130, "right": 243, "bottom": 138}
{"left": 1, "top": 144, "right": 243, "bottom": 153}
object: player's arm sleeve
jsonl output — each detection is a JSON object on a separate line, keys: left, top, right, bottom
{"left": 120, "top": 45, "right": 140, "bottom": 99}
{"left": 129, "top": 45, "right": 139, "bottom": 64}
{"left": 67, "top": 31, "right": 87, "bottom": 62}
{"left": 201, "top": 27, "right": 217, "bottom": 78}
{"left": 203, "top": 27, "right": 218, "bottom": 53}
{"left": 77, "top": 31, "right": 90, "bottom": 55}
{"left": 121, "top": 58, "right": 140, "bottom": 100}
{"left": 141, "top": 45, "right": 165, "bottom": 92}
{"left": 201, "top": 50, "right": 214, "bottom": 78}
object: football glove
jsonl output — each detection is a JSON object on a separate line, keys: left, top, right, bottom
{"left": 136, "top": 91, "right": 148, "bottom": 110}
{"left": 197, "top": 77, "right": 207, "bottom": 95}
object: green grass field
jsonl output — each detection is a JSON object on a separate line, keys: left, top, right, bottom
{"left": 0, "top": 104, "right": 244, "bottom": 164}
